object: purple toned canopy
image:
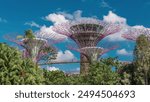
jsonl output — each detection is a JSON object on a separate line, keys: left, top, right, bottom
{"left": 52, "top": 18, "right": 121, "bottom": 48}
{"left": 122, "top": 28, "right": 150, "bottom": 41}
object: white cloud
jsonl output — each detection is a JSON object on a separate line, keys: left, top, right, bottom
{"left": 53, "top": 50, "right": 77, "bottom": 62}
{"left": 35, "top": 13, "right": 70, "bottom": 40}
{"left": 36, "top": 10, "right": 84, "bottom": 41}
{"left": 103, "top": 11, "right": 127, "bottom": 24}
{"left": 132, "top": 25, "right": 146, "bottom": 29}
{"left": 103, "top": 11, "right": 150, "bottom": 42}
{"left": 47, "top": 66, "right": 59, "bottom": 71}
{"left": 58, "top": 12, "right": 73, "bottom": 20}
{"left": 25, "top": 21, "right": 40, "bottom": 28}
{"left": 45, "top": 13, "right": 69, "bottom": 24}
{"left": 103, "top": 11, "right": 129, "bottom": 41}
{"left": 58, "top": 10, "right": 82, "bottom": 20}
{"left": 116, "top": 49, "right": 132, "bottom": 55}
{"left": 0, "top": 17, "right": 7, "bottom": 23}
{"left": 73, "top": 10, "right": 82, "bottom": 20}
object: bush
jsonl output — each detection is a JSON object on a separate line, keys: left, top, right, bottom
{"left": 0, "top": 43, "right": 44, "bottom": 84}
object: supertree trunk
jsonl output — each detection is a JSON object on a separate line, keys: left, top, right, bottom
{"left": 80, "top": 54, "right": 89, "bottom": 75}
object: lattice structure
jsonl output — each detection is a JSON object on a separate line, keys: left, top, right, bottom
{"left": 69, "top": 46, "right": 117, "bottom": 63}
{"left": 52, "top": 18, "right": 121, "bottom": 74}
{"left": 35, "top": 27, "right": 67, "bottom": 44}
{"left": 53, "top": 18, "right": 121, "bottom": 48}
{"left": 68, "top": 45, "right": 118, "bottom": 74}
{"left": 9, "top": 37, "right": 57, "bottom": 64}
{"left": 21, "top": 38, "right": 49, "bottom": 63}
{"left": 122, "top": 28, "right": 150, "bottom": 41}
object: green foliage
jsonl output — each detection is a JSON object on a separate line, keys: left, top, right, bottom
{"left": 24, "top": 29, "right": 35, "bottom": 39}
{"left": 42, "top": 58, "right": 121, "bottom": 85}
{"left": 66, "top": 74, "right": 88, "bottom": 85}
{"left": 0, "top": 43, "right": 44, "bottom": 84}
{"left": 133, "top": 35, "right": 150, "bottom": 85}
{"left": 120, "top": 35, "right": 150, "bottom": 85}
{"left": 43, "top": 70, "right": 67, "bottom": 85}
{"left": 16, "top": 29, "right": 35, "bottom": 40}
{"left": 119, "top": 64, "right": 135, "bottom": 85}
{"left": 40, "top": 45, "right": 57, "bottom": 62}
{"left": 86, "top": 59, "right": 120, "bottom": 85}
{"left": 0, "top": 43, "right": 128, "bottom": 85}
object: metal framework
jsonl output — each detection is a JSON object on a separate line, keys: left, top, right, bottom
{"left": 122, "top": 28, "right": 150, "bottom": 41}
{"left": 52, "top": 18, "right": 121, "bottom": 74}
{"left": 68, "top": 46, "right": 118, "bottom": 63}
{"left": 8, "top": 36, "right": 57, "bottom": 64}
{"left": 21, "top": 38, "right": 55, "bottom": 63}
{"left": 52, "top": 18, "right": 121, "bottom": 48}
{"left": 35, "top": 27, "right": 67, "bottom": 44}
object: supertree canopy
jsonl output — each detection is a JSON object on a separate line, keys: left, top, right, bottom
{"left": 68, "top": 46, "right": 118, "bottom": 74}
{"left": 69, "top": 46, "right": 118, "bottom": 63}
{"left": 122, "top": 27, "right": 150, "bottom": 41}
{"left": 35, "top": 26, "right": 67, "bottom": 44}
{"left": 9, "top": 30, "right": 58, "bottom": 64}
{"left": 53, "top": 18, "right": 121, "bottom": 48}
{"left": 22, "top": 38, "right": 57, "bottom": 64}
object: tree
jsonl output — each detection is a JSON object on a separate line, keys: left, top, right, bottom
{"left": 118, "top": 63, "right": 135, "bottom": 85}
{"left": 43, "top": 69, "right": 67, "bottom": 85}
{"left": 16, "top": 29, "right": 57, "bottom": 64}
{"left": 86, "top": 58, "right": 120, "bottom": 85}
{"left": 133, "top": 35, "right": 150, "bottom": 85}
{"left": 0, "top": 43, "right": 44, "bottom": 84}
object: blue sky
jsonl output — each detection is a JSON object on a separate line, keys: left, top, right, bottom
{"left": 0, "top": 0, "right": 150, "bottom": 72}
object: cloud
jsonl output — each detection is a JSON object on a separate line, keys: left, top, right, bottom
{"left": 0, "top": 17, "right": 7, "bottom": 23}
{"left": 53, "top": 50, "right": 77, "bottom": 62}
{"left": 25, "top": 21, "right": 40, "bottom": 28}
{"left": 116, "top": 49, "right": 132, "bottom": 55}
{"left": 73, "top": 10, "right": 83, "bottom": 20}
{"left": 58, "top": 10, "right": 82, "bottom": 20}
{"left": 47, "top": 66, "right": 59, "bottom": 71}
{"left": 36, "top": 10, "right": 84, "bottom": 41}
{"left": 103, "top": 11, "right": 129, "bottom": 41}
{"left": 58, "top": 12, "right": 73, "bottom": 20}
{"left": 45, "top": 13, "right": 69, "bottom": 24}
{"left": 103, "top": 11, "right": 127, "bottom": 24}
{"left": 132, "top": 25, "right": 146, "bottom": 29}
{"left": 100, "top": 0, "right": 112, "bottom": 9}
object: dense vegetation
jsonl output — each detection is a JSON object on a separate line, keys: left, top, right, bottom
{"left": 0, "top": 34, "right": 150, "bottom": 85}
{"left": 119, "top": 35, "right": 150, "bottom": 85}
{"left": 0, "top": 43, "right": 44, "bottom": 84}
{"left": 0, "top": 43, "right": 121, "bottom": 85}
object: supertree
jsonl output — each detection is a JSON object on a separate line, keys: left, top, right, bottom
{"left": 68, "top": 45, "right": 118, "bottom": 74}
{"left": 122, "top": 27, "right": 150, "bottom": 41}
{"left": 52, "top": 18, "right": 121, "bottom": 74}
{"left": 21, "top": 38, "right": 57, "bottom": 64}
{"left": 7, "top": 30, "right": 58, "bottom": 64}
